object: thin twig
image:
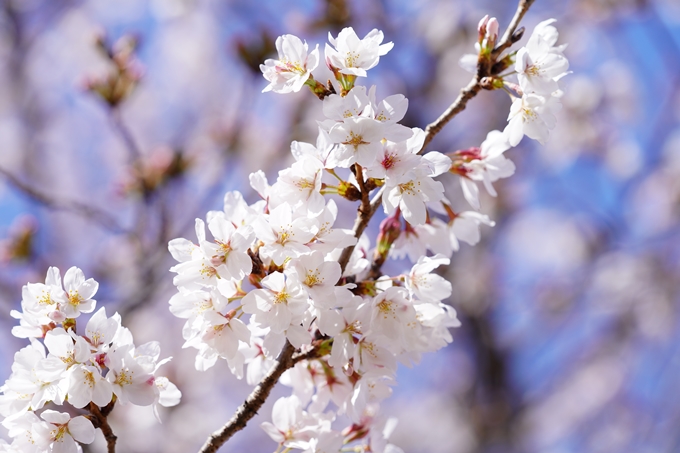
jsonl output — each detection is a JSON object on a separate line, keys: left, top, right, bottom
{"left": 198, "top": 340, "right": 325, "bottom": 453}
{"left": 492, "top": 0, "right": 536, "bottom": 60}
{"left": 109, "top": 107, "right": 142, "bottom": 165}
{"left": 337, "top": 186, "right": 384, "bottom": 273}
{"left": 88, "top": 402, "right": 117, "bottom": 453}
{"left": 199, "top": 342, "right": 296, "bottom": 453}
{"left": 420, "top": 78, "right": 483, "bottom": 152}
{"left": 0, "top": 165, "right": 129, "bottom": 234}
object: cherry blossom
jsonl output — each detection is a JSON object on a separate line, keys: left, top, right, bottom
{"left": 325, "top": 28, "right": 393, "bottom": 77}
{"left": 260, "top": 34, "right": 319, "bottom": 93}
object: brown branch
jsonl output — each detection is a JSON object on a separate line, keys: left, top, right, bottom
{"left": 198, "top": 339, "right": 325, "bottom": 453}
{"left": 354, "top": 164, "right": 372, "bottom": 220}
{"left": 492, "top": 0, "right": 536, "bottom": 60}
{"left": 337, "top": 186, "right": 385, "bottom": 274}
{"left": 199, "top": 341, "right": 296, "bottom": 453}
{"left": 0, "top": 165, "right": 129, "bottom": 234}
{"left": 88, "top": 402, "right": 117, "bottom": 453}
{"left": 420, "top": 78, "right": 484, "bottom": 152}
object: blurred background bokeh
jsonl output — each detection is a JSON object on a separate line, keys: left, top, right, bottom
{"left": 0, "top": 0, "right": 679, "bottom": 451}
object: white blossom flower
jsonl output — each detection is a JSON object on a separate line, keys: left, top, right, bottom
{"left": 504, "top": 92, "right": 561, "bottom": 146}
{"left": 105, "top": 346, "right": 157, "bottom": 406}
{"left": 57, "top": 267, "right": 98, "bottom": 319}
{"left": 328, "top": 116, "right": 387, "bottom": 167}
{"left": 325, "top": 28, "right": 393, "bottom": 77}
{"left": 458, "top": 130, "right": 515, "bottom": 209}
{"left": 383, "top": 163, "right": 448, "bottom": 226}
{"left": 242, "top": 272, "right": 310, "bottom": 339}
{"left": 288, "top": 251, "right": 341, "bottom": 309}
{"left": 274, "top": 156, "right": 326, "bottom": 215}
{"left": 515, "top": 19, "right": 569, "bottom": 95}
{"left": 254, "top": 203, "right": 318, "bottom": 265}
{"left": 66, "top": 364, "right": 113, "bottom": 408}
{"left": 200, "top": 214, "right": 254, "bottom": 281}
{"left": 34, "top": 410, "right": 95, "bottom": 453}
{"left": 261, "top": 395, "right": 319, "bottom": 449}
{"left": 260, "top": 34, "right": 319, "bottom": 93}
{"left": 405, "top": 254, "right": 452, "bottom": 303}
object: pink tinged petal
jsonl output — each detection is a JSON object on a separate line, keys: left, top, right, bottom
{"left": 226, "top": 251, "right": 252, "bottom": 280}
{"left": 126, "top": 380, "right": 157, "bottom": 406}
{"left": 400, "top": 193, "right": 427, "bottom": 226}
{"left": 45, "top": 267, "right": 62, "bottom": 287}
{"left": 482, "top": 130, "right": 512, "bottom": 158}
{"left": 157, "top": 378, "right": 181, "bottom": 407}
{"left": 286, "top": 324, "right": 310, "bottom": 348}
{"left": 422, "top": 152, "right": 452, "bottom": 176}
{"left": 272, "top": 395, "right": 300, "bottom": 430}
{"left": 77, "top": 279, "right": 98, "bottom": 300}
{"left": 208, "top": 216, "right": 235, "bottom": 243}
{"left": 504, "top": 116, "right": 525, "bottom": 147}
{"left": 73, "top": 336, "right": 92, "bottom": 363}
{"left": 262, "top": 272, "right": 286, "bottom": 293}
{"left": 41, "top": 409, "right": 71, "bottom": 424}
{"left": 92, "top": 378, "right": 114, "bottom": 407}
{"left": 52, "top": 435, "right": 77, "bottom": 453}
{"left": 168, "top": 238, "right": 195, "bottom": 262}
{"left": 261, "top": 422, "right": 285, "bottom": 443}
{"left": 63, "top": 267, "right": 85, "bottom": 292}
{"left": 255, "top": 291, "right": 275, "bottom": 312}
{"left": 68, "top": 416, "right": 95, "bottom": 444}
{"left": 460, "top": 178, "right": 480, "bottom": 210}
{"left": 270, "top": 306, "right": 292, "bottom": 333}
{"left": 229, "top": 318, "right": 252, "bottom": 344}
{"left": 194, "top": 218, "right": 206, "bottom": 243}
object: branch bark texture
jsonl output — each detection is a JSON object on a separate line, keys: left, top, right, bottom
{"left": 88, "top": 402, "right": 117, "bottom": 453}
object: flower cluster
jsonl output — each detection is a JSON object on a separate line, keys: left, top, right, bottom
{"left": 167, "top": 22, "right": 569, "bottom": 452}
{"left": 453, "top": 18, "right": 570, "bottom": 209}
{"left": 0, "top": 267, "right": 180, "bottom": 453}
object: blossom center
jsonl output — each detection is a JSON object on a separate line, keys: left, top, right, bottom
{"left": 303, "top": 269, "right": 322, "bottom": 287}
{"left": 68, "top": 290, "right": 83, "bottom": 307}
{"left": 115, "top": 368, "right": 133, "bottom": 386}
{"left": 398, "top": 180, "right": 420, "bottom": 195}
{"left": 278, "top": 59, "right": 305, "bottom": 74}
{"left": 294, "top": 177, "right": 315, "bottom": 191}
{"left": 381, "top": 153, "right": 397, "bottom": 170}
{"left": 377, "top": 299, "right": 395, "bottom": 318}
{"left": 39, "top": 290, "right": 54, "bottom": 306}
{"left": 344, "top": 50, "right": 360, "bottom": 68}
{"left": 343, "top": 131, "right": 369, "bottom": 150}
{"left": 273, "top": 291, "right": 289, "bottom": 305}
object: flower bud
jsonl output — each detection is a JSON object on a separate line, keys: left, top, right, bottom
{"left": 481, "top": 16, "right": 499, "bottom": 52}
{"left": 487, "top": 18, "right": 499, "bottom": 43}
{"left": 477, "top": 15, "right": 489, "bottom": 44}
{"left": 375, "top": 211, "right": 401, "bottom": 257}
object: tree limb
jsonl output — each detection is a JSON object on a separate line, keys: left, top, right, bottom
{"left": 198, "top": 342, "right": 296, "bottom": 453}
{"left": 88, "top": 402, "right": 117, "bottom": 453}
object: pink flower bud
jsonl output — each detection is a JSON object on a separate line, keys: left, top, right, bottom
{"left": 477, "top": 15, "right": 489, "bottom": 43}
{"left": 487, "top": 18, "right": 499, "bottom": 41}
